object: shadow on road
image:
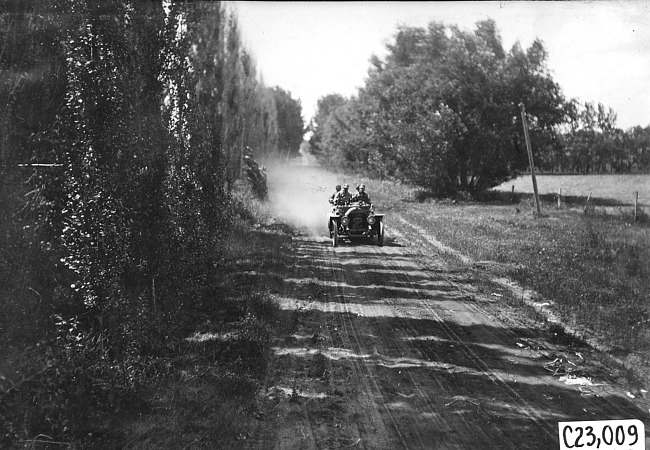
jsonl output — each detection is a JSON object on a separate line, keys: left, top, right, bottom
{"left": 261, "top": 234, "right": 650, "bottom": 450}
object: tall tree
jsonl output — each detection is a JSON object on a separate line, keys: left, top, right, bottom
{"left": 272, "top": 87, "right": 304, "bottom": 160}
{"left": 313, "top": 20, "right": 566, "bottom": 194}
{"left": 308, "top": 93, "right": 348, "bottom": 163}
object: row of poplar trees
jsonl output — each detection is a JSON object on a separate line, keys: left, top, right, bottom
{"left": 1, "top": 0, "right": 305, "bottom": 319}
{"left": 309, "top": 20, "right": 650, "bottom": 196}
{"left": 0, "top": 1, "right": 302, "bottom": 441}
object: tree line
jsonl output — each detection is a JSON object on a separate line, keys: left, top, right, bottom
{"left": 0, "top": 1, "right": 303, "bottom": 443}
{"left": 307, "top": 20, "right": 650, "bottom": 196}
{"left": 539, "top": 100, "right": 650, "bottom": 174}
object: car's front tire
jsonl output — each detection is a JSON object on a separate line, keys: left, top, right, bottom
{"left": 377, "top": 221, "right": 384, "bottom": 246}
{"left": 331, "top": 220, "right": 339, "bottom": 247}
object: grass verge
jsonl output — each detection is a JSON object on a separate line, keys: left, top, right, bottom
{"left": 118, "top": 223, "right": 293, "bottom": 449}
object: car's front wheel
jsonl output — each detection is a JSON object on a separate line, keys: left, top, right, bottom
{"left": 377, "top": 221, "right": 384, "bottom": 246}
{"left": 331, "top": 220, "right": 339, "bottom": 247}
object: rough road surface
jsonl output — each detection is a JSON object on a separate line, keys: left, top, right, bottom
{"left": 246, "top": 161, "right": 650, "bottom": 449}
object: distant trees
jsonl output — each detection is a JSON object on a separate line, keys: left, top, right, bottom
{"left": 272, "top": 87, "right": 305, "bottom": 159}
{"left": 308, "top": 93, "right": 351, "bottom": 168}
{"left": 538, "top": 100, "right": 650, "bottom": 174}
{"left": 309, "top": 20, "right": 565, "bottom": 195}
{"left": 624, "top": 125, "right": 650, "bottom": 172}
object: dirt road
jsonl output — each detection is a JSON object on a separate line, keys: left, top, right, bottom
{"left": 247, "top": 162, "right": 650, "bottom": 449}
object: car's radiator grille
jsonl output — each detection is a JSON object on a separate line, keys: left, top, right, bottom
{"left": 348, "top": 213, "right": 367, "bottom": 230}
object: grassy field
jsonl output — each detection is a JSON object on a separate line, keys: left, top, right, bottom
{"left": 352, "top": 175, "right": 650, "bottom": 382}
{"left": 495, "top": 174, "right": 650, "bottom": 207}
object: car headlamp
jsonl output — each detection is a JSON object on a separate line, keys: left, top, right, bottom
{"left": 367, "top": 215, "right": 376, "bottom": 225}
{"left": 341, "top": 216, "right": 350, "bottom": 226}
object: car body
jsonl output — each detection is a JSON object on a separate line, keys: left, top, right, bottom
{"left": 327, "top": 201, "right": 384, "bottom": 247}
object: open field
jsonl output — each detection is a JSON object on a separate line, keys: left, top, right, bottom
{"left": 495, "top": 174, "right": 650, "bottom": 207}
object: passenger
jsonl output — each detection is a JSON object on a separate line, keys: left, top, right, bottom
{"left": 329, "top": 184, "right": 341, "bottom": 204}
{"left": 352, "top": 184, "right": 371, "bottom": 204}
{"left": 333, "top": 184, "right": 352, "bottom": 205}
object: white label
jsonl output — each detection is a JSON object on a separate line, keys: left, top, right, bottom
{"left": 558, "top": 419, "right": 645, "bottom": 450}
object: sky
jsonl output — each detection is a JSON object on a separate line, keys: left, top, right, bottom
{"left": 232, "top": 1, "right": 650, "bottom": 130}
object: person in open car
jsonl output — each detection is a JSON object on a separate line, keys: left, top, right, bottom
{"left": 329, "top": 184, "right": 341, "bottom": 204}
{"left": 352, "top": 184, "right": 371, "bottom": 204}
{"left": 333, "top": 184, "right": 352, "bottom": 205}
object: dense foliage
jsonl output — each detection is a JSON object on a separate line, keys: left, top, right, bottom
{"left": 309, "top": 20, "right": 566, "bottom": 195}
{"left": 540, "top": 100, "right": 650, "bottom": 173}
{"left": 0, "top": 1, "right": 302, "bottom": 445}
{"left": 272, "top": 86, "right": 305, "bottom": 161}
{"left": 308, "top": 20, "right": 650, "bottom": 196}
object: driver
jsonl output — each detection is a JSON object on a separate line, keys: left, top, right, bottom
{"left": 333, "top": 184, "right": 352, "bottom": 205}
{"left": 328, "top": 184, "right": 341, "bottom": 204}
{"left": 352, "top": 184, "right": 371, "bottom": 204}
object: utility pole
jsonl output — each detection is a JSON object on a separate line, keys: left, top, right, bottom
{"left": 519, "top": 103, "right": 541, "bottom": 216}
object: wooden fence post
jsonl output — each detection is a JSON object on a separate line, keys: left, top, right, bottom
{"left": 557, "top": 187, "right": 562, "bottom": 209}
{"left": 634, "top": 191, "right": 639, "bottom": 222}
{"left": 583, "top": 192, "right": 592, "bottom": 215}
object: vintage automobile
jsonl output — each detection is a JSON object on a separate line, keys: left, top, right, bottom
{"left": 327, "top": 201, "right": 384, "bottom": 247}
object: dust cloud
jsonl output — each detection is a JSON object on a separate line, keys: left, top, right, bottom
{"left": 265, "top": 154, "right": 344, "bottom": 237}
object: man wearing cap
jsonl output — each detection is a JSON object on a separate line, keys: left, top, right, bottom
{"left": 329, "top": 184, "right": 341, "bottom": 204}
{"left": 333, "top": 184, "right": 352, "bottom": 205}
{"left": 352, "top": 184, "right": 371, "bottom": 204}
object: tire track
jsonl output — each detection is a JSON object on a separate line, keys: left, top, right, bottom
{"left": 377, "top": 252, "right": 556, "bottom": 447}
{"left": 323, "top": 241, "right": 409, "bottom": 449}
{"left": 370, "top": 248, "right": 520, "bottom": 449}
